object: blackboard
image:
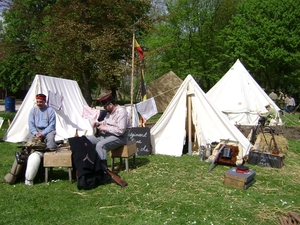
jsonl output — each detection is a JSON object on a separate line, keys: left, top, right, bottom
{"left": 128, "top": 127, "right": 151, "bottom": 156}
{"left": 248, "top": 151, "right": 285, "bottom": 168}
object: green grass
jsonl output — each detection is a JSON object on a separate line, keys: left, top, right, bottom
{"left": 146, "top": 113, "right": 163, "bottom": 123}
{"left": 281, "top": 112, "right": 300, "bottom": 126}
{"left": 0, "top": 112, "right": 300, "bottom": 225}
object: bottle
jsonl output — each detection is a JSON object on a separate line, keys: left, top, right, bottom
{"left": 74, "top": 129, "right": 79, "bottom": 137}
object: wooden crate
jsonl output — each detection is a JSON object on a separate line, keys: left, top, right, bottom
{"left": 110, "top": 141, "right": 137, "bottom": 173}
{"left": 248, "top": 151, "right": 285, "bottom": 168}
{"left": 43, "top": 149, "right": 73, "bottom": 183}
{"left": 44, "top": 150, "right": 72, "bottom": 167}
{"left": 224, "top": 167, "right": 256, "bottom": 189}
{"left": 110, "top": 141, "right": 136, "bottom": 158}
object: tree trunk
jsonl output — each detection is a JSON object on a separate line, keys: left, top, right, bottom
{"left": 80, "top": 73, "right": 92, "bottom": 105}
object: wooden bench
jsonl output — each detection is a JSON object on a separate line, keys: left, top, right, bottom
{"left": 43, "top": 149, "right": 73, "bottom": 183}
{"left": 110, "top": 141, "right": 137, "bottom": 173}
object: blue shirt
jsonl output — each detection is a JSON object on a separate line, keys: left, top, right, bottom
{"left": 28, "top": 106, "right": 56, "bottom": 136}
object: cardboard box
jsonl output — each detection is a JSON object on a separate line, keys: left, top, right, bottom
{"left": 248, "top": 151, "right": 285, "bottom": 168}
{"left": 224, "top": 167, "right": 256, "bottom": 189}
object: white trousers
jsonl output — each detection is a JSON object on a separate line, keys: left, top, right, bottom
{"left": 25, "top": 151, "right": 44, "bottom": 185}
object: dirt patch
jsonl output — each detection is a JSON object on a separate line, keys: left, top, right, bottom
{"left": 236, "top": 125, "right": 300, "bottom": 140}
{"left": 148, "top": 122, "right": 300, "bottom": 141}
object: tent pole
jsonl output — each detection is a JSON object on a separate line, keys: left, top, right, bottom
{"left": 130, "top": 32, "right": 135, "bottom": 125}
{"left": 187, "top": 83, "right": 192, "bottom": 155}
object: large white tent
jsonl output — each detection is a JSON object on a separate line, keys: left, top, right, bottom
{"left": 206, "top": 59, "right": 281, "bottom": 125}
{"left": 150, "top": 75, "right": 252, "bottom": 157}
{"left": 3, "top": 75, "right": 94, "bottom": 143}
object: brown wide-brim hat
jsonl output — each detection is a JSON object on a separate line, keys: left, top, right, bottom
{"left": 97, "top": 94, "right": 114, "bottom": 107}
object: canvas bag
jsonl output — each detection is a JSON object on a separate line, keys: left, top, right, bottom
{"left": 4, "top": 158, "right": 25, "bottom": 184}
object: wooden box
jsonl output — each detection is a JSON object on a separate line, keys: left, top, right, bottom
{"left": 110, "top": 141, "right": 137, "bottom": 158}
{"left": 44, "top": 150, "right": 72, "bottom": 167}
{"left": 224, "top": 167, "right": 256, "bottom": 189}
{"left": 248, "top": 151, "right": 285, "bottom": 168}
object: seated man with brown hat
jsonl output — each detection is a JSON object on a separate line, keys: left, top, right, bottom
{"left": 86, "top": 94, "right": 131, "bottom": 182}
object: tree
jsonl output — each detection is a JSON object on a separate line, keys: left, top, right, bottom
{"left": 0, "top": 0, "right": 152, "bottom": 104}
{"left": 220, "top": 0, "right": 300, "bottom": 95}
{"left": 142, "top": 0, "right": 240, "bottom": 91}
{"left": 0, "top": 0, "right": 49, "bottom": 93}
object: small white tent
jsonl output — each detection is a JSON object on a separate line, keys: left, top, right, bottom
{"left": 206, "top": 59, "right": 281, "bottom": 125}
{"left": 150, "top": 75, "right": 252, "bottom": 157}
{"left": 4, "top": 75, "right": 93, "bottom": 143}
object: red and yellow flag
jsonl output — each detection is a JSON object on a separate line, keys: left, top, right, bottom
{"left": 134, "top": 38, "right": 147, "bottom": 126}
{"left": 134, "top": 39, "right": 144, "bottom": 62}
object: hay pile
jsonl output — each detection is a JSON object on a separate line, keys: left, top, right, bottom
{"left": 252, "top": 133, "right": 289, "bottom": 154}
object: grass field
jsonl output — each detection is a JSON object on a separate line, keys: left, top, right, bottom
{"left": 0, "top": 112, "right": 299, "bottom": 225}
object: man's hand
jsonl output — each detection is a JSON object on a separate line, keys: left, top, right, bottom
{"left": 35, "top": 132, "right": 43, "bottom": 139}
{"left": 98, "top": 124, "right": 107, "bottom": 132}
{"left": 93, "top": 122, "right": 100, "bottom": 127}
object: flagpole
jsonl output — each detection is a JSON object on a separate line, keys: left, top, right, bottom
{"left": 187, "top": 83, "right": 192, "bottom": 155}
{"left": 130, "top": 32, "right": 135, "bottom": 125}
{"left": 140, "top": 66, "right": 145, "bottom": 127}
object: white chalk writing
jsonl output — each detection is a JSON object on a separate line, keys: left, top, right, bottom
{"left": 128, "top": 132, "right": 148, "bottom": 139}
{"left": 129, "top": 128, "right": 150, "bottom": 156}
{"left": 137, "top": 145, "right": 149, "bottom": 152}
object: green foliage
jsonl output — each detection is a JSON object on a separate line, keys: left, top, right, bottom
{"left": 1, "top": 0, "right": 300, "bottom": 105}
{"left": 0, "top": 0, "right": 152, "bottom": 103}
{"left": 143, "top": 0, "right": 300, "bottom": 97}
{"left": 0, "top": 0, "right": 56, "bottom": 91}
{"left": 143, "top": 0, "right": 241, "bottom": 91}
{"left": 220, "top": 0, "right": 300, "bottom": 94}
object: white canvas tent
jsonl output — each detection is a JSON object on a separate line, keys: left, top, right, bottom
{"left": 4, "top": 75, "right": 94, "bottom": 143}
{"left": 206, "top": 59, "right": 281, "bottom": 125}
{"left": 150, "top": 75, "right": 252, "bottom": 157}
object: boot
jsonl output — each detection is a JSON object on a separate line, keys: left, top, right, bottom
{"left": 98, "top": 160, "right": 111, "bottom": 185}
{"left": 101, "top": 160, "right": 108, "bottom": 167}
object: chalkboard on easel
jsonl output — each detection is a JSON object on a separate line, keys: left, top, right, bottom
{"left": 128, "top": 127, "right": 151, "bottom": 156}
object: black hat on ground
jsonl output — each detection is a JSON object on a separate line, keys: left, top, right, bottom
{"left": 97, "top": 94, "right": 114, "bottom": 107}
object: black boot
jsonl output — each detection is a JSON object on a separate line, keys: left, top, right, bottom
{"left": 101, "top": 160, "right": 108, "bottom": 167}
{"left": 98, "top": 160, "right": 111, "bottom": 185}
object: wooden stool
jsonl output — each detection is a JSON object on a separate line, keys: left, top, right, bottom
{"left": 110, "top": 141, "right": 137, "bottom": 173}
{"left": 43, "top": 149, "right": 72, "bottom": 183}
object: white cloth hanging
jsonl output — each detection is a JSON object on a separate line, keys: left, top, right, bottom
{"left": 136, "top": 97, "right": 158, "bottom": 121}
